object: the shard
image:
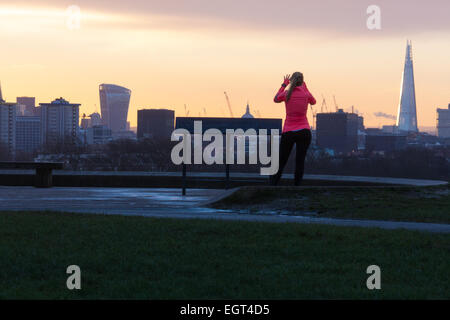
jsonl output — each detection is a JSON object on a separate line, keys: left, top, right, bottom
{"left": 396, "top": 40, "right": 418, "bottom": 132}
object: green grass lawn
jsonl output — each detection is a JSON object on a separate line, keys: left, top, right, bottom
{"left": 210, "top": 185, "right": 450, "bottom": 224}
{"left": 0, "top": 211, "right": 449, "bottom": 299}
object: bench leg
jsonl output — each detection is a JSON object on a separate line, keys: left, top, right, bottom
{"left": 35, "top": 168, "right": 53, "bottom": 188}
{"left": 182, "top": 163, "right": 186, "bottom": 195}
{"left": 225, "top": 164, "right": 230, "bottom": 189}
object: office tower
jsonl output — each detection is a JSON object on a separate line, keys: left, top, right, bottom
{"left": 137, "top": 109, "right": 175, "bottom": 140}
{"left": 0, "top": 101, "right": 17, "bottom": 157}
{"left": 16, "top": 97, "right": 36, "bottom": 116}
{"left": 316, "top": 109, "right": 359, "bottom": 153}
{"left": 16, "top": 116, "right": 41, "bottom": 152}
{"left": 40, "top": 97, "right": 80, "bottom": 146}
{"left": 99, "top": 84, "right": 131, "bottom": 132}
{"left": 437, "top": 104, "right": 450, "bottom": 138}
{"left": 396, "top": 40, "right": 418, "bottom": 132}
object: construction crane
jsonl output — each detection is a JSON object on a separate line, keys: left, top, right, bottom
{"left": 321, "top": 95, "right": 328, "bottom": 113}
{"left": 224, "top": 91, "right": 234, "bottom": 117}
{"left": 333, "top": 95, "right": 339, "bottom": 112}
{"left": 183, "top": 104, "right": 190, "bottom": 117}
{"left": 255, "top": 109, "right": 261, "bottom": 118}
{"left": 203, "top": 108, "right": 207, "bottom": 116}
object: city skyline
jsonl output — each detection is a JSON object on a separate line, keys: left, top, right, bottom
{"left": 1, "top": 1, "right": 449, "bottom": 128}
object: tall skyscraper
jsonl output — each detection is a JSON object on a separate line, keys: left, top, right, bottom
{"left": 0, "top": 83, "right": 17, "bottom": 158}
{"left": 40, "top": 97, "right": 80, "bottom": 146}
{"left": 99, "top": 84, "right": 131, "bottom": 132}
{"left": 137, "top": 109, "right": 174, "bottom": 140}
{"left": 0, "top": 101, "right": 17, "bottom": 158}
{"left": 396, "top": 40, "right": 418, "bottom": 132}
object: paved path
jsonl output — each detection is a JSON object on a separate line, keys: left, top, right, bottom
{"left": 0, "top": 186, "right": 449, "bottom": 233}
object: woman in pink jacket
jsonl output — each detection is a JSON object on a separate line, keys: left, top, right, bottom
{"left": 271, "top": 72, "right": 316, "bottom": 186}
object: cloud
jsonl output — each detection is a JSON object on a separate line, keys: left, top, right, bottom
{"left": 7, "top": 0, "right": 450, "bottom": 35}
{"left": 374, "top": 112, "right": 396, "bottom": 120}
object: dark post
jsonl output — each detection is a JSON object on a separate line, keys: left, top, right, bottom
{"left": 182, "top": 163, "right": 186, "bottom": 195}
{"left": 35, "top": 168, "right": 52, "bottom": 188}
{"left": 225, "top": 164, "right": 230, "bottom": 189}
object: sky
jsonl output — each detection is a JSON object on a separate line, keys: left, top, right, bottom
{"left": 1, "top": 0, "right": 449, "bottom": 129}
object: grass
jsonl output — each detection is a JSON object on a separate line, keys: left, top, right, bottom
{"left": 210, "top": 185, "right": 450, "bottom": 224}
{"left": 0, "top": 210, "right": 449, "bottom": 299}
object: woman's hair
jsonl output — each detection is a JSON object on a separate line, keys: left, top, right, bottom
{"left": 286, "top": 72, "right": 304, "bottom": 102}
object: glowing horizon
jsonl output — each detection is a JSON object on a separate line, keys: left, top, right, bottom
{"left": 1, "top": 1, "right": 450, "bottom": 129}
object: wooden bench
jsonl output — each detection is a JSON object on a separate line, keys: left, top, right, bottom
{"left": 0, "top": 161, "right": 64, "bottom": 188}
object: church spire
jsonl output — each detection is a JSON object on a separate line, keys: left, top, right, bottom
{"left": 241, "top": 100, "right": 254, "bottom": 118}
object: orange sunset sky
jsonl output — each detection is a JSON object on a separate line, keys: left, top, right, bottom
{"left": 0, "top": 0, "right": 449, "bottom": 129}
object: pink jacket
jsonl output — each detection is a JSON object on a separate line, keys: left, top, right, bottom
{"left": 274, "top": 82, "right": 316, "bottom": 133}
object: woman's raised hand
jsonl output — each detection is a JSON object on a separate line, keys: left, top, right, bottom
{"left": 283, "top": 74, "right": 291, "bottom": 86}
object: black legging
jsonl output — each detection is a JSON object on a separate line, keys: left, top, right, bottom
{"left": 271, "top": 129, "right": 312, "bottom": 186}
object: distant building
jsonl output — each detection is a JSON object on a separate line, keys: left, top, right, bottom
{"left": 357, "top": 116, "right": 364, "bottom": 131}
{"left": 0, "top": 101, "right": 16, "bottom": 157}
{"left": 137, "top": 109, "right": 175, "bottom": 141}
{"left": 365, "top": 133, "right": 407, "bottom": 152}
{"left": 99, "top": 84, "right": 131, "bottom": 132}
{"left": 357, "top": 116, "right": 365, "bottom": 150}
{"left": 40, "top": 97, "right": 80, "bottom": 146}
{"left": 90, "top": 112, "right": 102, "bottom": 126}
{"left": 316, "top": 109, "right": 359, "bottom": 153}
{"left": 112, "top": 130, "right": 136, "bottom": 140}
{"left": 86, "top": 125, "right": 112, "bottom": 144}
{"left": 80, "top": 112, "right": 102, "bottom": 129}
{"left": 437, "top": 104, "right": 450, "bottom": 138}
{"left": 381, "top": 125, "right": 399, "bottom": 134}
{"left": 16, "top": 116, "right": 41, "bottom": 153}
{"left": 80, "top": 114, "right": 91, "bottom": 129}
{"left": 16, "top": 97, "right": 36, "bottom": 116}
{"left": 365, "top": 128, "right": 383, "bottom": 135}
